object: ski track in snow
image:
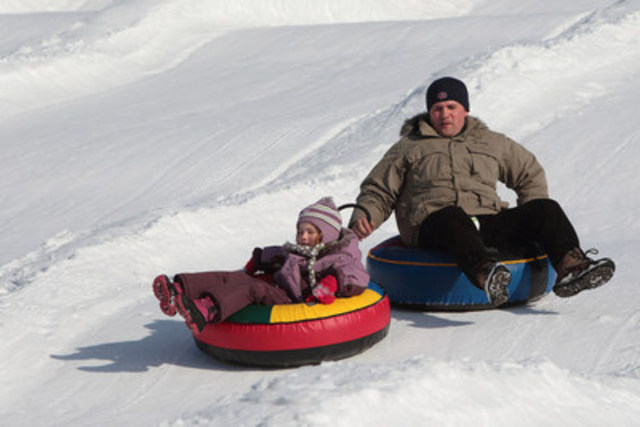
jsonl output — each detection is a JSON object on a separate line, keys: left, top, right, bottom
{"left": 0, "top": 0, "right": 473, "bottom": 120}
{"left": 1, "top": 1, "right": 640, "bottom": 426}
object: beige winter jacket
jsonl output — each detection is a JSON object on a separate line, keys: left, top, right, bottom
{"left": 351, "top": 113, "right": 549, "bottom": 246}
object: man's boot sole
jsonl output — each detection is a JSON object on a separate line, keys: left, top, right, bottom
{"left": 554, "top": 260, "right": 615, "bottom": 298}
{"left": 486, "top": 264, "right": 511, "bottom": 306}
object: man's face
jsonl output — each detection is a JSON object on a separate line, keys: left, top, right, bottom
{"left": 428, "top": 100, "right": 468, "bottom": 137}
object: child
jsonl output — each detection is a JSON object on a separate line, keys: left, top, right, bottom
{"left": 153, "top": 197, "right": 370, "bottom": 333}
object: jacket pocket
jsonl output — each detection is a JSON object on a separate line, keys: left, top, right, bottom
{"left": 468, "top": 145, "right": 499, "bottom": 185}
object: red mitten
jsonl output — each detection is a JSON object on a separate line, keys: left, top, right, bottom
{"left": 310, "top": 275, "right": 337, "bottom": 304}
{"left": 244, "top": 257, "right": 256, "bottom": 274}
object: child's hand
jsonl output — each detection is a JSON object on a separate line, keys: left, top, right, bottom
{"left": 251, "top": 246, "right": 287, "bottom": 273}
{"left": 310, "top": 275, "right": 338, "bottom": 304}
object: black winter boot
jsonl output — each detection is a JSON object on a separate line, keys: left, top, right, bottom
{"left": 553, "top": 248, "right": 615, "bottom": 297}
{"left": 475, "top": 261, "right": 511, "bottom": 306}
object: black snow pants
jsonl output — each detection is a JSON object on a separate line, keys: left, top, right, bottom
{"left": 417, "top": 198, "right": 579, "bottom": 284}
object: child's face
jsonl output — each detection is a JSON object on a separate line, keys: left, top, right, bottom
{"left": 297, "top": 222, "right": 322, "bottom": 246}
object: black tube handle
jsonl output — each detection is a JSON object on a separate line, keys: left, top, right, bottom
{"left": 338, "top": 203, "right": 372, "bottom": 223}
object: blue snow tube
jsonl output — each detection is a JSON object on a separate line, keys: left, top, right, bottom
{"left": 367, "top": 236, "right": 556, "bottom": 310}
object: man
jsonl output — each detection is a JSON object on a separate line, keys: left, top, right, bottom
{"left": 350, "top": 76, "right": 615, "bottom": 306}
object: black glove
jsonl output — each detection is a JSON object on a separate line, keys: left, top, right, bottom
{"left": 252, "top": 246, "right": 287, "bottom": 273}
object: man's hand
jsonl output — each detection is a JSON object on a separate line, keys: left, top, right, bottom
{"left": 351, "top": 217, "right": 375, "bottom": 240}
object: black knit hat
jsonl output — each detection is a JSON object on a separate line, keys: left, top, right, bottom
{"left": 426, "top": 77, "right": 469, "bottom": 112}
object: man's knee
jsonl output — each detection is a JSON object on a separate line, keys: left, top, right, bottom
{"left": 522, "top": 198, "right": 562, "bottom": 215}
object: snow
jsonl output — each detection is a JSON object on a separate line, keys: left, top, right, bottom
{"left": 1, "top": 0, "right": 639, "bottom": 425}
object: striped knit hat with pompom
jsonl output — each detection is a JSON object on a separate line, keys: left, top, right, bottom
{"left": 297, "top": 197, "right": 342, "bottom": 243}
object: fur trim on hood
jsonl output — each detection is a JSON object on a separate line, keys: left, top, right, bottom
{"left": 399, "top": 112, "right": 431, "bottom": 137}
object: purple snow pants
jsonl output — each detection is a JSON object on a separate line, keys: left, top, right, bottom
{"left": 173, "top": 271, "right": 293, "bottom": 322}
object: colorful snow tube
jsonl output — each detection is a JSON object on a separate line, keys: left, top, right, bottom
{"left": 192, "top": 283, "right": 390, "bottom": 367}
{"left": 367, "top": 236, "right": 556, "bottom": 310}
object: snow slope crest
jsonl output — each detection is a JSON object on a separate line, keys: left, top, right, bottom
{"left": 466, "top": 2, "right": 640, "bottom": 136}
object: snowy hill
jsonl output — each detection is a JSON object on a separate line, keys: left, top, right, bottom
{"left": 1, "top": 1, "right": 639, "bottom": 425}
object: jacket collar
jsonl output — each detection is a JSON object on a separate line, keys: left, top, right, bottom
{"left": 400, "top": 113, "right": 486, "bottom": 140}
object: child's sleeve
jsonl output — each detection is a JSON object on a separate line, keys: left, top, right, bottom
{"left": 250, "top": 246, "right": 288, "bottom": 273}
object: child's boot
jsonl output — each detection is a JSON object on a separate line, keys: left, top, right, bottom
{"left": 176, "top": 295, "right": 219, "bottom": 333}
{"left": 152, "top": 275, "right": 183, "bottom": 316}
